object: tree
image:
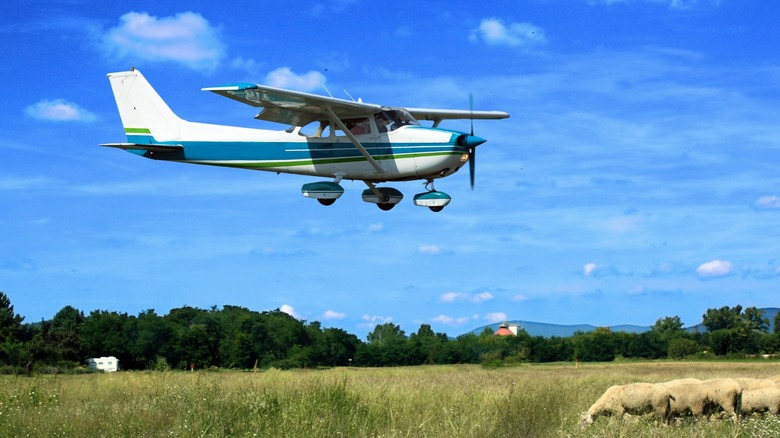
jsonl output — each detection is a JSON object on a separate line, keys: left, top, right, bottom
{"left": 742, "top": 307, "right": 769, "bottom": 333}
{"left": 409, "top": 324, "right": 448, "bottom": 365}
{"left": 322, "top": 327, "right": 360, "bottom": 366}
{"left": 47, "top": 305, "right": 85, "bottom": 362}
{"left": 775, "top": 310, "right": 780, "bottom": 335}
{"left": 0, "top": 291, "right": 27, "bottom": 366}
{"left": 667, "top": 337, "right": 702, "bottom": 359}
{"left": 572, "top": 328, "right": 616, "bottom": 362}
{"left": 362, "top": 323, "right": 409, "bottom": 366}
{"left": 129, "top": 309, "right": 176, "bottom": 369}
{"left": 652, "top": 316, "right": 684, "bottom": 337}
{"left": 80, "top": 310, "right": 132, "bottom": 365}
{"left": 702, "top": 305, "right": 743, "bottom": 332}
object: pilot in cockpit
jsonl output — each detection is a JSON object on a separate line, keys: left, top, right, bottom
{"left": 375, "top": 112, "right": 393, "bottom": 133}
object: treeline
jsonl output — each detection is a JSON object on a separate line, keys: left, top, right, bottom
{"left": 1, "top": 291, "right": 779, "bottom": 372}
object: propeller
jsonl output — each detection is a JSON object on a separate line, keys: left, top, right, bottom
{"left": 457, "top": 94, "right": 486, "bottom": 190}
{"left": 468, "top": 93, "right": 475, "bottom": 190}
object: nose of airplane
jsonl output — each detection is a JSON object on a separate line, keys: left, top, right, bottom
{"left": 458, "top": 134, "right": 486, "bottom": 148}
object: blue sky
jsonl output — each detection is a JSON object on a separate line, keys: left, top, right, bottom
{"left": 2, "top": 0, "right": 780, "bottom": 337}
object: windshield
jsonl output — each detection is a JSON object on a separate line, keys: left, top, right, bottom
{"left": 374, "top": 109, "right": 419, "bottom": 133}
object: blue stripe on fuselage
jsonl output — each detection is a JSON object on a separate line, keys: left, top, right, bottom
{"left": 125, "top": 138, "right": 466, "bottom": 163}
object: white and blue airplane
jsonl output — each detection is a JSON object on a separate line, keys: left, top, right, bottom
{"left": 102, "top": 69, "right": 509, "bottom": 212}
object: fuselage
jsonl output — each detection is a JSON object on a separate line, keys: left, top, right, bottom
{"left": 126, "top": 121, "right": 470, "bottom": 182}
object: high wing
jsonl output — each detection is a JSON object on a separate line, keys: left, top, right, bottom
{"left": 406, "top": 108, "right": 510, "bottom": 125}
{"left": 204, "top": 82, "right": 509, "bottom": 127}
{"left": 203, "top": 83, "right": 382, "bottom": 126}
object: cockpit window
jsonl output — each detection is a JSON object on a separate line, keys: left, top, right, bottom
{"left": 374, "top": 109, "right": 419, "bottom": 132}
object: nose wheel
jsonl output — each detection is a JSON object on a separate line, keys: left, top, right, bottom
{"left": 414, "top": 180, "right": 451, "bottom": 212}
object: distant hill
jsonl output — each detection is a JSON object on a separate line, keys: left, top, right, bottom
{"left": 467, "top": 307, "right": 779, "bottom": 338}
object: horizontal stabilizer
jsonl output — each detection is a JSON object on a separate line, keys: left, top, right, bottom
{"left": 100, "top": 143, "right": 183, "bottom": 153}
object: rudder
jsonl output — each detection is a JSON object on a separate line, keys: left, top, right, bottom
{"left": 107, "top": 69, "right": 183, "bottom": 143}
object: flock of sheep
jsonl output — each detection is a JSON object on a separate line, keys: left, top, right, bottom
{"left": 580, "top": 375, "right": 780, "bottom": 426}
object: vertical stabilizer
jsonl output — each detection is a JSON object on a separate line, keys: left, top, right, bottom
{"left": 107, "top": 69, "right": 183, "bottom": 143}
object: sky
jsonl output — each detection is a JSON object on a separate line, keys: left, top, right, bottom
{"left": 2, "top": 0, "right": 780, "bottom": 338}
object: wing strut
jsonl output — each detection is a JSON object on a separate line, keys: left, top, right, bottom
{"left": 325, "top": 107, "right": 385, "bottom": 174}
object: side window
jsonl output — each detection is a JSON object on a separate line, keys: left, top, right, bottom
{"left": 375, "top": 112, "right": 393, "bottom": 133}
{"left": 335, "top": 118, "right": 371, "bottom": 137}
{"left": 373, "top": 110, "right": 418, "bottom": 132}
{"left": 298, "top": 120, "right": 332, "bottom": 138}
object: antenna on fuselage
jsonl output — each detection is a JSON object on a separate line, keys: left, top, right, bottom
{"left": 321, "top": 84, "right": 334, "bottom": 98}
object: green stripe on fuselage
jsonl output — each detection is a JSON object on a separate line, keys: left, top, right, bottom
{"left": 189, "top": 150, "right": 459, "bottom": 170}
{"left": 124, "top": 128, "right": 152, "bottom": 134}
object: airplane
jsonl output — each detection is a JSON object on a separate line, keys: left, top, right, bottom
{"left": 102, "top": 68, "right": 509, "bottom": 212}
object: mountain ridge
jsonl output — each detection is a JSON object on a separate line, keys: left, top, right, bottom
{"left": 468, "top": 307, "right": 779, "bottom": 338}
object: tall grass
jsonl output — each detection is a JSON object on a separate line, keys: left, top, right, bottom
{"left": 1, "top": 361, "right": 779, "bottom": 437}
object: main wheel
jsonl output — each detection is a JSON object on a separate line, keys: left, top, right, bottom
{"left": 317, "top": 198, "right": 336, "bottom": 206}
{"left": 377, "top": 203, "right": 395, "bottom": 211}
{"left": 429, "top": 206, "right": 444, "bottom": 212}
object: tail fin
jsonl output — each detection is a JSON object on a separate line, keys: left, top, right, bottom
{"left": 107, "top": 69, "right": 184, "bottom": 143}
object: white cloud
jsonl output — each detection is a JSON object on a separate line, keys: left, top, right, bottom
{"left": 484, "top": 312, "right": 508, "bottom": 323}
{"left": 367, "top": 223, "right": 384, "bottom": 232}
{"left": 756, "top": 196, "right": 780, "bottom": 210}
{"left": 322, "top": 310, "right": 346, "bottom": 320}
{"left": 101, "top": 11, "right": 225, "bottom": 72}
{"left": 280, "top": 304, "right": 300, "bottom": 319}
{"left": 265, "top": 67, "right": 326, "bottom": 92}
{"left": 431, "top": 314, "right": 471, "bottom": 325}
{"left": 696, "top": 259, "right": 733, "bottom": 278}
{"left": 512, "top": 294, "right": 530, "bottom": 302}
{"left": 440, "top": 291, "right": 494, "bottom": 303}
{"left": 440, "top": 292, "right": 466, "bottom": 303}
{"left": 472, "top": 292, "right": 494, "bottom": 303}
{"left": 24, "top": 99, "right": 97, "bottom": 122}
{"left": 418, "top": 244, "right": 442, "bottom": 255}
{"left": 0, "top": 177, "right": 52, "bottom": 191}
{"left": 471, "top": 18, "right": 546, "bottom": 48}
{"left": 230, "top": 56, "right": 263, "bottom": 77}
{"left": 587, "top": 0, "right": 705, "bottom": 9}
{"left": 359, "top": 314, "right": 392, "bottom": 329}
{"left": 583, "top": 262, "right": 598, "bottom": 276}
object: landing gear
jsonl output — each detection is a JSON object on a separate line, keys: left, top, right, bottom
{"left": 413, "top": 180, "right": 451, "bottom": 212}
{"left": 361, "top": 184, "right": 403, "bottom": 211}
{"left": 302, "top": 181, "right": 344, "bottom": 206}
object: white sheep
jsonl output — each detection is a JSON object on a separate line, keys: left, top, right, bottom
{"left": 740, "top": 386, "right": 780, "bottom": 416}
{"left": 579, "top": 383, "right": 672, "bottom": 426}
{"left": 661, "top": 378, "right": 702, "bottom": 386}
{"left": 735, "top": 378, "right": 778, "bottom": 390}
{"left": 701, "top": 378, "right": 742, "bottom": 420}
{"left": 660, "top": 381, "right": 708, "bottom": 420}
{"left": 767, "top": 374, "right": 780, "bottom": 385}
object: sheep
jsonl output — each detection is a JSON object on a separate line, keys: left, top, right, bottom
{"left": 735, "top": 378, "right": 778, "bottom": 390}
{"left": 579, "top": 383, "right": 672, "bottom": 426}
{"left": 660, "top": 381, "right": 708, "bottom": 420}
{"left": 659, "top": 378, "right": 743, "bottom": 421}
{"left": 740, "top": 386, "right": 780, "bottom": 416}
{"left": 661, "top": 378, "right": 702, "bottom": 387}
{"left": 701, "top": 378, "right": 742, "bottom": 420}
{"left": 767, "top": 374, "right": 780, "bottom": 385}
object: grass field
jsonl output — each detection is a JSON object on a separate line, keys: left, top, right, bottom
{"left": 3, "top": 361, "right": 780, "bottom": 437}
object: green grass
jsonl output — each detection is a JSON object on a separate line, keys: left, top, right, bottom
{"left": 1, "top": 361, "right": 780, "bottom": 437}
